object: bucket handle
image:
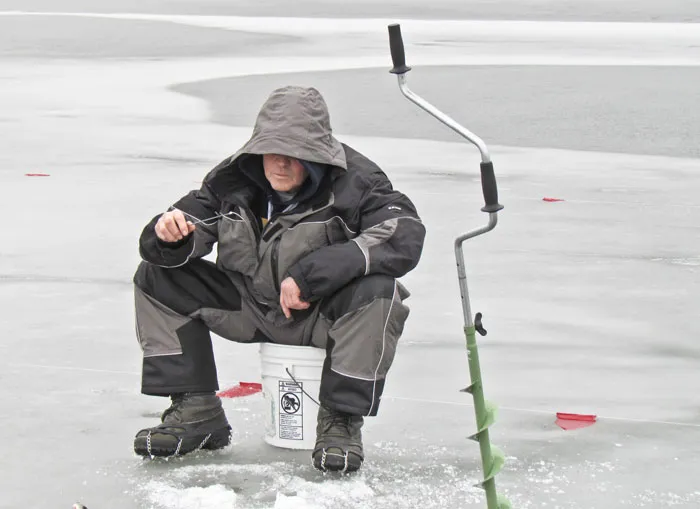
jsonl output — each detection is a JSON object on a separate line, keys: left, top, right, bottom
{"left": 284, "top": 367, "right": 321, "bottom": 408}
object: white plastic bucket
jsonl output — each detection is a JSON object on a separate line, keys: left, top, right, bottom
{"left": 259, "top": 343, "right": 325, "bottom": 450}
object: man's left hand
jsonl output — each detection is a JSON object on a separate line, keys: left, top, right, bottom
{"left": 280, "top": 277, "right": 310, "bottom": 319}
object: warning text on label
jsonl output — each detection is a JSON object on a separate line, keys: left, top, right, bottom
{"left": 278, "top": 380, "right": 303, "bottom": 440}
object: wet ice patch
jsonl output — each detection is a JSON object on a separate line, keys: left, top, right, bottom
{"left": 142, "top": 480, "right": 237, "bottom": 508}
{"left": 136, "top": 462, "right": 376, "bottom": 509}
{"left": 132, "top": 448, "right": 489, "bottom": 509}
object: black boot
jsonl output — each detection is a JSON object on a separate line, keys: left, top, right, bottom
{"left": 134, "top": 392, "right": 231, "bottom": 458}
{"left": 312, "top": 405, "right": 364, "bottom": 473}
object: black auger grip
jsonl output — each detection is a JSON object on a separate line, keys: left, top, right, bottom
{"left": 388, "top": 24, "right": 412, "bottom": 74}
{"left": 480, "top": 162, "right": 504, "bottom": 213}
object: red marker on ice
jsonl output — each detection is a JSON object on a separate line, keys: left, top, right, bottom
{"left": 556, "top": 412, "right": 597, "bottom": 430}
{"left": 217, "top": 382, "right": 263, "bottom": 398}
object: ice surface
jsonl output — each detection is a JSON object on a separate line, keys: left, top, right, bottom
{"left": 3, "top": 11, "right": 700, "bottom": 65}
{"left": 1, "top": 4, "right": 699, "bottom": 509}
{"left": 1, "top": 0, "right": 699, "bottom": 22}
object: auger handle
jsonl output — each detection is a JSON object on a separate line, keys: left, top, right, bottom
{"left": 387, "top": 23, "right": 502, "bottom": 214}
{"left": 388, "top": 24, "right": 411, "bottom": 74}
{"left": 480, "top": 162, "right": 504, "bottom": 213}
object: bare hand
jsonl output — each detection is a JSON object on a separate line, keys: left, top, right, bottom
{"left": 155, "top": 209, "right": 196, "bottom": 243}
{"left": 280, "top": 277, "right": 310, "bottom": 319}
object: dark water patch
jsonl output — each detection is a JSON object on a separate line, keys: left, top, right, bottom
{"left": 648, "top": 344, "right": 700, "bottom": 361}
{"left": 0, "top": 16, "right": 297, "bottom": 59}
{"left": 173, "top": 66, "right": 700, "bottom": 158}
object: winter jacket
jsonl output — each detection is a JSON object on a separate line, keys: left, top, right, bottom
{"left": 138, "top": 86, "right": 426, "bottom": 310}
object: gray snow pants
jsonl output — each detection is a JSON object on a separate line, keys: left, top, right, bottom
{"left": 133, "top": 259, "right": 410, "bottom": 416}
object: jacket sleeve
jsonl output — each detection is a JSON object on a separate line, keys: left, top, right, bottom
{"left": 138, "top": 182, "right": 220, "bottom": 267}
{"left": 286, "top": 175, "right": 426, "bottom": 301}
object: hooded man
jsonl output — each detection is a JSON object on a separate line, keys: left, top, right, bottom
{"left": 132, "top": 85, "right": 426, "bottom": 473}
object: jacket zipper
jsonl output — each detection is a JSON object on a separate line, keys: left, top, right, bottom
{"left": 271, "top": 236, "right": 281, "bottom": 293}
{"left": 240, "top": 205, "right": 261, "bottom": 243}
{"left": 265, "top": 198, "right": 334, "bottom": 295}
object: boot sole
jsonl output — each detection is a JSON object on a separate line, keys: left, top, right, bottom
{"left": 134, "top": 426, "right": 231, "bottom": 458}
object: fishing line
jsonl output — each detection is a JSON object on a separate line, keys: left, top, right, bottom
{"left": 179, "top": 210, "right": 241, "bottom": 226}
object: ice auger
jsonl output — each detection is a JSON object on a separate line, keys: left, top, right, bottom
{"left": 387, "top": 24, "right": 510, "bottom": 509}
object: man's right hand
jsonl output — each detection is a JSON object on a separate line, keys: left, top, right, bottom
{"left": 155, "top": 210, "right": 196, "bottom": 243}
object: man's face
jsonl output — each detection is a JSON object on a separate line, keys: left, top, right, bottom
{"left": 263, "top": 154, "right": 308, "bottom": 193}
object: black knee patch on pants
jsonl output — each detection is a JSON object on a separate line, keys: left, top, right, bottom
{"left": 320, "top": 342, "right": 386, "bottom": 416}
{"left": 142, "top": 320, "right": 219, "bottom": 395}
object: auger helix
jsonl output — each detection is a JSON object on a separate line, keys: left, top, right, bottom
{"left": 387, "top": 24, "right": 511, "bottom": 509}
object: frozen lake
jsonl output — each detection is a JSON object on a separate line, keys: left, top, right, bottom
{"left": 1, "top": 3, "right": 699, "bottom": 508}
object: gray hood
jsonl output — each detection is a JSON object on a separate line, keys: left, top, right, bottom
{"left": 232, "top": 86, "right": 347, "bottom": 170}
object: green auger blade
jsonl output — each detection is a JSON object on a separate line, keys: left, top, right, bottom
{"left": 498, "top": 495, "right": 512, "bottom": 509}
{"left": 474, "top": 444, "right": 506, "bottom": 489}
{"left": 468, "top": 400, "right": 497, "bottom": 441}
{"left": 478, "top": 400, "right": 498, "bottom": 433}
{"left": 473, "top": 446, "right": 506, "bottom": 488}
{"left": 483, "top": 445, "right": 506, "bottom": 482}
{"left": 462, "top": 318, "right": 508, "bottom": 507}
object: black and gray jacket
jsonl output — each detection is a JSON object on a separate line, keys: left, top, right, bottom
{"left": 138, "top": 86, "right": 426, "bottom": 310}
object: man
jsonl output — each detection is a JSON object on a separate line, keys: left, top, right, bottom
{"left": 133, "top": 85, "right": 425, "bottom": 473}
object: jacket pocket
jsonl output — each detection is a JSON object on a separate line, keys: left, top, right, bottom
{"left": 216, "top": 211, "right": 259, "bottom": 277}
{"left": 277, "top": 222, "right": 330, "bottom": 280}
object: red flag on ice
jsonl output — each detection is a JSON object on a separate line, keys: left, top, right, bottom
{"left": 217, "top": 382, "right": 262, "bottom": 398}
{"left": 556, "top": 412, "right": 597, "bottom": 430}
{"left": 25, "top": 173, "right": 51, "bottom": 177}
{"left": 542, "top": 197, "right": 565, "bottom": 202}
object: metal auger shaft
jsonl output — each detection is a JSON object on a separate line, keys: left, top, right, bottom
{"left": 457, "top": 224, "right": 510, "bottom": 509}
{"left": 386, "top": 23, "right": 510, "bottom": 508}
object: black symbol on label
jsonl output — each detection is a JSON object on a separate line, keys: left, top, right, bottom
{"left": 280, "top": 393, "right": 301, "bottom": 414}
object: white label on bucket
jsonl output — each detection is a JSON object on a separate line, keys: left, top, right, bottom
{"left": 279, "top": 380, "right": 303, "bottom": 440}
